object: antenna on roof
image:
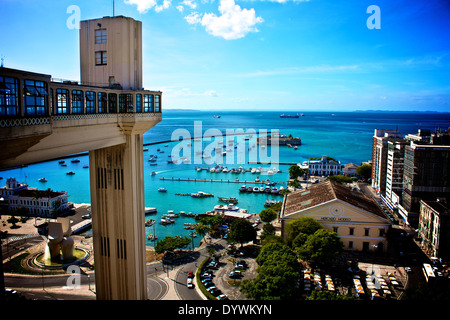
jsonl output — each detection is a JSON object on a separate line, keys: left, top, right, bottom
{"left": 113, "top": 0, "right": 115, "bottom": 17}
{"left": 1, "top": 55, "right": 4, "bottom": 68}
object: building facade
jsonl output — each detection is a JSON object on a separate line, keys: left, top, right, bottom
{"left": 400, "top": 142, "right": 450, "bottom": 227}
{"left": 0, "top": 14, "right": 163, "bottom": 300}
{"left": 306, "top": 155, "right": 342, "bottom": 177}
{"left": 0, "top": 178, "right": 70, "bottom": 218}
{"left": 80, "top": 16, "right": 143, "bottom": 90}
{"left": 371, "top": 129, "right": 403, "bottom": 194}
{"left": 418, "top": 199, "right": 450, "bottom": 260}
{"left": 384, "top": 139, "right": 407, "bottom": 210}
{"left": 280, "top": 181, "right": 391, "bottom": 253}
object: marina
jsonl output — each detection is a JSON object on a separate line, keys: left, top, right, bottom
{"left": 159, "top": 177, "right": 288, "bottom": 184}
{"left": 3, "top": 110, "right": 450, "bottom": 249}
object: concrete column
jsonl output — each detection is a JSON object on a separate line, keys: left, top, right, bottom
{"left": 89, "top": 133, "right": 147, "bottom": 300}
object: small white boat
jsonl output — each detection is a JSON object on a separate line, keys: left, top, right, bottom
{"left": 38, "top": 178, "right": 47, "bottom": 182}
{"left": 253, "top": 187, "right": 260, "bottom": 193}
{"left": 239, "top": 185, "right": 247, "bottom": 192}
{"left": 158, "top": 187, "right": 167, "bottom": 192}
{"left": 150, "top": 171, "right": 156, "bottom": 175}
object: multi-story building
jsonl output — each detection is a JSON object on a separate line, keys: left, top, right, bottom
{"left": 371, "top": 129, "right": 403, "bottom": 194}
{"left": 418, "top": 199, "right": 450, "bottom": 260}
{"left": 0, "top": 178, "right": 70, "bottom": 218}
{"left": 384, "top": 139, "right": 407, "bottom": 211}
{"left": 80, "top": 16, "right": 143, "bottom": 91}
{"left": 0, "top": 15, "right": 163, "bottom": 300}
{"left": 280, "top": 181, "right": 391, "bottom": 252}
{"left": 400, "top": 141, "right": 450, "bottom": 227}
{"left": 306, "top": 155, "right": 342, "bottom": 177}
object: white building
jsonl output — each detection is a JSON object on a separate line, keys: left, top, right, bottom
{"left": 343, "top": 163, "right": 358, "bottom": 177}
{"left": 306, "top": 155, "right": 342, "bottom": 177}
{"left": 0, "top": 178, "right": 70, "bottom": 218}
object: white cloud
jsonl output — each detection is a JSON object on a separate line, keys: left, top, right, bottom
{"left": 155, "top": 0, "right": 171, "bottom": 12}
{"left": 181, "top": 0, "right": 197, "bottom": 9}
{"left": 124, "top": 0, "right": 171, "bottom": 13}
{"left": 185, "top": 12, "right": 202, "bottom": 24}
{"left": 185, "top": 0, "right": 263, "bottom": 40}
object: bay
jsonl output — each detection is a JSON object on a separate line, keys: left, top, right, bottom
{"left": 2, "top": 110, "right": 450, "bottom": 247}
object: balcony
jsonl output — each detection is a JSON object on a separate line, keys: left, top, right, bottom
{"left": 0, "top": 67, "right": 162, "bottom": 169}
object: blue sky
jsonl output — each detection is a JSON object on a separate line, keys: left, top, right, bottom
{"left": 1, "top": 0, "right": 449, "bottom": 111}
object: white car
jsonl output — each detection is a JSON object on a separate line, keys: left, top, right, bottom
{"left": 187, "top": 278, "right": 194, "bottom": 288}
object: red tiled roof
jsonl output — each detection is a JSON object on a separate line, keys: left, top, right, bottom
{"left": 283, "top": 180, "right": 388, "bottom": 220}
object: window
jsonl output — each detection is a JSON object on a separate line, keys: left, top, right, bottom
{"left": 155, "top": 95, "right": 161, "bottom": 112}
{"left": 379, "top": 229, "right": 385, "bottom": 237}
{"left": 98, "top": 92, "right": 107, "bottom": 113}
{"left": 349, "top": 228, "right": 354, "bottom": 236}
{"left": 143, "top": 94, "right": 153, "bottom": 112}
{"left": 333, "top": 227, "right": 338, "bottom": 234}
{"left": 136, "top": 94, "right": 142, "bottom": 113}
{"left": 85, "top": 91, "right": 96, "bottom": 113}
{"left": 95, "top": 51, "right": 107, "bottom": 65}
{"left": 364, "top": 228, "right": 370, "bottom": 236}
{"left": 119, "top": 93, "right": 133, "bottom": 113}
{"left": 0, "top": 76, "right": 18, "bottom": 116}
{"left": 56, "top": 89, "right": 69, "bottom": 114}
{"left": 349, "top": 241, "right": 353, "bottom": 249}
{"left": 108, "top": 93, "right": 117, "bottom": 113}
{"left": 71, "top": 90, "right": 83, "bottom": 114}
{"left": 23, "top": 80, "right": 48, "bottom": 116}
{"left": 95, "top": 29, "right": 107, "bottom": 44}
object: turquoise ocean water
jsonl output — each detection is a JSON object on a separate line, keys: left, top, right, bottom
{"left": 2, "top": 110, "right": 450, "bottom": 247}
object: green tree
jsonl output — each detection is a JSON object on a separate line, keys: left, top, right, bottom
{"left": 259, "top": 208, "right": 277, "bottom": 223}
{"left": 325, "top": 175, "right": 353, "bottom": 184}
{"left": 296, "top": 229, "right": 343, "bottom": 266}
{"left": 200, "top": 215, "right": 223, "bottom": 231}
{"left": 194, "top": 223, "right": 210, "bottom": 241}
{"left": 288, "top": 179, "right": 300, "bottom": 188}
{"left": 241, "top": 242, "right": 300, "bottom": 300}
{"left": 288, "top": 165, "right": 305, "bottom": 180}
{"left": 356, "top": 164, "right": 372, "bottom": 180}
{"left": 155, "top": 236, "right": 192, "bottom": 254}
{"left": 285, "top": 217, "right": 323, "bottom": 246}
{"left": 260, "top": 223, "right": 276, "bottom": 240}
{"left": 228, "top": 218, "right": 257, "bottom": 247}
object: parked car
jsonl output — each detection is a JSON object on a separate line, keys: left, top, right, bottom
{"left": 206, "top": 286, "right": 217, "bottom": 292}
{"left": 202, "top": 281, "right": 214, "bottom": 288}
{"left": 217, "top": 293, "right": 228, "bottom": 300}
{"left": 201, "top": 271, "right": 213, "bottom": 278}
{"left": 210, "top": 288, "right": 222, "bottom": 296}
{"left": 207, "top": 261, "right": 219, "bottom": 269}
{"left": 229, "top": 270, "right": 242, "bottom": 278}
{"left": 187, "top": 271, "right": 194, "bottom": 278}
{"left": 187, "top": 278, "right": 194, "bottom": 288}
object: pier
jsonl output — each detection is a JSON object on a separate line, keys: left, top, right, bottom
{"left": 159, "top": 177, "right": 288, "bottom": 184}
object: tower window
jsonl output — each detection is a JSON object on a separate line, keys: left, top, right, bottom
{"left": 95, "top": 29, "right": 107, "bottom": 44}
{"left": 95, "top": 51, "right": 107, "bottom": 65}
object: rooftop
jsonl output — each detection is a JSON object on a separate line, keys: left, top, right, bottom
{"left": 16, "top": 189, "right": 66, "bottom": 199}
{"left": 283, "top": 180, "right": 387, "bottom": 219}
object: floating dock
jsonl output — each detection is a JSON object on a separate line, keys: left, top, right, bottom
{"left": 159, "top": 177, "right": 288, "bottom": 184}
